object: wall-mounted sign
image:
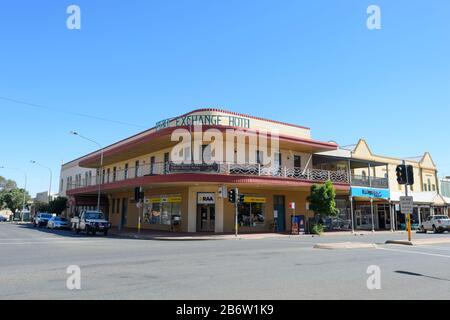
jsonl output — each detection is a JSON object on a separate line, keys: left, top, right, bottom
{"left": 243, "top": 196, "right": 266, "bottom": 203}
{"left": 168, "top": 162, "right": 219, "bottom": 173}
{"left": 145, "top": 196, "right": 182, "bottom": 204}
{"left": 351, "top": 187, "right": 390, "bottom": 200}
{"left": 197, "top": 192, "right": 215, "bottom": 204}
{"left": 155, "top": 114, "right": 251, "bottom": 131}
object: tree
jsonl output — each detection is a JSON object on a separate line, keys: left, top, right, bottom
{"left": 0, "top": 175, "right": 18, "bottom": 191}
{"left": 0, "top": 188, "right": 31, "bottom": 213}
{"left": 34, "top": 201, "right": 51, "bottom": 213}
{"left": 49, "top": 197, "right": 68, "bottom": 215}
{"left": 307, "top": 180, "right": 339, "bottom": 219}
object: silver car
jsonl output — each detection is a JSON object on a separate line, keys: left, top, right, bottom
{"left": 47, "top": 216, "right": 70, "bottom": 230}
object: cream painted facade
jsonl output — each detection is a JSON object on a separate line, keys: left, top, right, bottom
{"left": 350, "top": 140, "right": 439, "bottom": 195}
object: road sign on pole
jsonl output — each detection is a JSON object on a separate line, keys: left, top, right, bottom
{"left": 400, "top": 196, "right": 414, "bottom": 215}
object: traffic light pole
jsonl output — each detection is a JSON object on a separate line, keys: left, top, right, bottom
{"left": 404, "top": 160, "right": 412, "bottom": 242}
{"left": 235, "top": 200, "right": 238, "bottom": 238}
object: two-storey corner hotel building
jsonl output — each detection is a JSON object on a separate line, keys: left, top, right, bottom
{"left": 59, "top": 109, "right": 351, "bottom": 233}
{"left": 59, "top": 109, "right": 449, "bottom": 233}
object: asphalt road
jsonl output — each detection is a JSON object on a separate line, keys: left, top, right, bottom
{"left": 1, "top": 223, "right": 449, "bottom": 300}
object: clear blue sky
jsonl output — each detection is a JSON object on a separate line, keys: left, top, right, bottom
{"left": 1, "top": 0, "right": 449, "bottom": 196}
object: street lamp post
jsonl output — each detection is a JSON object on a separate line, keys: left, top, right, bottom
{"left": 0, "top": 166, "right": 27, "bottom": 221}
{"left": 30, "top": 161, "right": 52, "bottom": 203}
{"left": 70, "top": 131, "right": 104, "bottom": 212}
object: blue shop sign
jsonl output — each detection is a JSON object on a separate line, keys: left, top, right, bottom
{"left": 351, "top": 187, "right": 390, "bottom": 199}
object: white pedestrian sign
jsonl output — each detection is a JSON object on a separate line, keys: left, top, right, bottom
{"left": 400, "top": 196, "right": 414, "bottom": 214}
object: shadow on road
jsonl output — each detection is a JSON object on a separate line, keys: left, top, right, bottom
{"left": 17, "top": 223, "right": 102, "bottom": 238}
{"left": 395, "top": 270, "right": 450, "bottom": 282}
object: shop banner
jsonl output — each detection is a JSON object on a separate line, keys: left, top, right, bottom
{"left": 244, "top": 196, "right": 266, "bottom": 203}
{"left": 145, "top": 196, "right": 182, "bottom": 204}
{"left": 351, "top": 187, "right": 390, "bottom": 199}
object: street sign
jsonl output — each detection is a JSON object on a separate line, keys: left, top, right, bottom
{"left": 400, "top": 196, "right": 414, "bottom": 214}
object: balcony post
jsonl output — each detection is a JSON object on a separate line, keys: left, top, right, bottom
{"left": 368, "top": 163, "right": 372, "bottom": 187}
{"left": 258, "top": 163, "right": 261, "bottom": 176}
{"left": 284, "top": 166, "right": 287, "bottom": 177}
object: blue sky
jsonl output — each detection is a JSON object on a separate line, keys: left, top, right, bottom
{"left": 0, "top": 0, "right": 449, "bottom": 196}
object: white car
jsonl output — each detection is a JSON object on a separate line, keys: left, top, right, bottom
{"left": 420, "top": 215, "right": 450, "bottom": 234}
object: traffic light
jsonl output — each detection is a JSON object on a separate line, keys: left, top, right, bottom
{"left": 396, "top": 165, "right": 407, "bottom": 185}
{"left": 396, "top": 164, "right": 414, "bottom": 185}
{"left": 239, "top": 194, "right": 245, "bottom": 203}
{"left": 228, "top": 188, "right": 237, "bottom": 203}
{"left": 406, "top": 165, "right": 414, "bottom": 185}
{"left": 134, "top": 186, "right": 144, "bottom": 202}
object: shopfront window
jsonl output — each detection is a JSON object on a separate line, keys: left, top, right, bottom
{"left": 143, "top": 195, "right": 182, "bottom": 226}
{"left": 238, "top": 197, "right": 265, "bottom": 227}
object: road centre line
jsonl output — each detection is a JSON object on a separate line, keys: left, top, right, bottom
{"left": 377, "top": 246, "right": 450, "bottom": 259}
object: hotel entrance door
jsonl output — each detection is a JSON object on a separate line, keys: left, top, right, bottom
{"left": 197, "top": 204, "right": 215, "bottom": 232}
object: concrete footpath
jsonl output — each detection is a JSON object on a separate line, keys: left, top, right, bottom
{"left": 108, "top": 227, "right": 412, "bottom": 241}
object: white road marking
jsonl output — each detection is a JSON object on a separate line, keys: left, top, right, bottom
{"left": 412, "top": 245, "right": 450, "bottom": 252}
{"left": 378, "top": 246, "right": 450, "bottom": 259}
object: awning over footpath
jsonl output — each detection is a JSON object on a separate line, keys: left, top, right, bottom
{"left": 390, "top": 191, "right": 449, "bottom": 206}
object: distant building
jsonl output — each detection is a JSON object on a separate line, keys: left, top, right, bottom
{"left": 441, "top": 177, "right": 450, "bottom": 198}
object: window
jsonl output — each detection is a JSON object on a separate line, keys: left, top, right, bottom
{"left": 432, "top": 184, "right": 436, "bottom": 191}
{"left": 143, "top": 195, "right": 182, "bottom": 225}
{"left": 423, "top": 183, "right": 427, "bottom": 192}
{"left": 102, "top": 169, "right": 106, "bottom": 184}
{"left": 256, "top": 150, "right": 264, "bottom": 165}
{"left": 164, "top": 153, "right": 170, "bottom": 174}
{"left": 237, "top": 197, "right": 265, "bottom": 227}
{"left": 106, "top": 168, "right": 110, "bottom": 183}
{"left": 60, "top": 179, "right": 63, "bottom": 192}
{"left": 112, "top": 167, "right": 117, "bottom": 182}
{"left": 202, "top": 144, "right": 212, "bottom": 163}
{"left": 183, "top": 147, "right": 191, "bottom": 163}
{"left": 274, "top": 152, "right": 281, "bottom": 168}
{"left": 150, "top": 157, "right": 155, "bottom": 174}
{"left": 428, "top": 178, "right": 431, "bottom": 191}
{"left": 135, "top": 160, "right": 140, "bottom": 178}
{"left": 88, "top": 171, "right": 92, "bottom": 186}
{"left": 294, "top": 155, "right": 301, "bottom": 169}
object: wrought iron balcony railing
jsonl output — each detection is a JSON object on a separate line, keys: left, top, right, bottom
{"left": 67, "top": 162, "right": 350, "bottom": 191}
{"left": 351, "top": 174, "right": 389, "bottom": 189}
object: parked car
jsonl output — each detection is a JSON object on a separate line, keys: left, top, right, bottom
{"left": 420, "top": 215, "right": 450, "bottom": 233}
{"left": 34, "top": 213, "right": 53, "bottom": 228}
{"left": 0, "top": 216, "right": 8, "bottom": 222}
{"left": 47, "top": 216, "right": 70, "bottom": 230}
{"left": 71, "top": 211, "right": 111, "bottom": 236}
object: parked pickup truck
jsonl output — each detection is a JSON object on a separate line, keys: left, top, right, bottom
{"left": 71, "top": 211, "right": 111, "bottom": 236}
{"left": 420, "top": 215, "right": 450, "bottom": 234}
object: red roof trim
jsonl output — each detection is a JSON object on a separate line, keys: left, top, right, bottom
{"left": 79, "top": 125, "right": 337, "bottom": 167}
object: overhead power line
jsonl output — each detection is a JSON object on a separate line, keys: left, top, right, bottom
{"left": 0, "top": 96, "right": 147, "bottom": 129}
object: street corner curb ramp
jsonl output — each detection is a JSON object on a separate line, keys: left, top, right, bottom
{"left": 314, "top": 242, "right": 378, "bottom": 250}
